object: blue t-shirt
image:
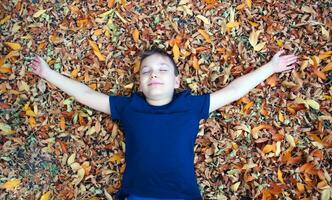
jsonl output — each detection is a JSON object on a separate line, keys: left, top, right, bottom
{"left": 109, "top": 90, "right": 210, "bottom": 200}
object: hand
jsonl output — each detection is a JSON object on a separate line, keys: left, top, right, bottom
{"left": 28, "top": 55, "right": 51, "bottom": 78}
{"left": 268, "top": 49, "right": 298, "bottom": 73}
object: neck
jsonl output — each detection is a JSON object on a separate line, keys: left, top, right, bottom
{"left": 146, "top": 95, "right": 173, "bottom": 106}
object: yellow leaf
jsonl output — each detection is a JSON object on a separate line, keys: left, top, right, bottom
{"left": 33, "top": 9, "right": 46, "bottom": 18}
{"left": 4, "top": 42, "right": 21, "bottom": 50}
{"left": 192, "top": 55, "right": 199, "bottom": 70}
{"left": 321, "top": 186, "right": 331, "bottom": 200}
{"left": 321, "top": 26, "right": 330, "bottom": 40}
{"left": 277, "top": 40, "right": 283, "bottom": 48}
{"left": 226, "top": 21, "right": 240, "bottom": 29}
{"left": 0, "top": 179, "right": 20, "bottom": 189}
{"left": 231, "top": 181, "right": 241, "bottom": 192}
{"left": 249, "top": 29, "right": 260, "bottom": 47}
{"left": 67, "top": 152, "right": 76, "bottom": 166}
{"left": 253, "top": 42, "right": 266, "bottom": 51}
{"left": 198, "top": 29, "right": 211, "bottom": 43}
{"left": 132, "top": 28, "right": 139, "bottom": 43}
{"left": 286, "top": 134, "right": 296, "bottom": 148}
{"left": 278, "top": 168, "right": 285, "bottom": 184}
{"left": 88, "top": 40, "right": 105, "bottom": 61}
{"left": 88, "top": 40, "right": 99, "bottom": 52}
{"left": 0, "top": 15, "right": 11, "bottom": 25}
{"left": 246, "top": 0, "right": 252, "bottom": 9}
{"left": 318, "top": 51, "right": 332, "bottom": 60}
{"left": 306, "top": 99, "right": 320, "bottom": 110}
{"left": 248, "top": 21, "right": 259, "bottom": 27}
{"left": 236, "top": 3, "right": 246, "bottom": 10}
{"left": 26, "top": 110, "right": 36, "bottom": 117}
{"left": 110, "top": 153, "right": 123, "bottom": 162}
{"left": 40, "top": 191, "right": 51, "bottom": 200}
{"left": 93, "top": 50, "right": 106, "bottom": 61}
{"left": 322, "top": 62, "right": 332, "bottom": 72}
{"left": 0, "top": 123, "right": 16, "bottom": 135}
{"left": 196, "top": 15, "right": 210, "bottom": 25}
{"left": 172, "top": 44, "right": 180, "bottom": 63}
{"left": 278, "top": 110, "right": 284, "bottom": 122}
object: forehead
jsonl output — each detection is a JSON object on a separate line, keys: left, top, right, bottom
{"left": 141, "top": 54, "right": 173, "bottom": 67}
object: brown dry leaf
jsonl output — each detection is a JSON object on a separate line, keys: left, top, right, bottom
{"left": 132, "top": 28, "right": 139, "bottom": 43}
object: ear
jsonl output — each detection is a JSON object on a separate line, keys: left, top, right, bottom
{"left": 174, "top": 75, "right": 180, "bottom": 88}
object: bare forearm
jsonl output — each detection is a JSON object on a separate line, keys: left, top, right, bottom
{"left": 228, "top": 62, "right": 274, "bottom": 97}
{"left": 44, "top": 69, "right": 92, "bottom": 99}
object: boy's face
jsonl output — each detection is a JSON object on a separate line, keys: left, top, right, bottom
{"left": 139, "top": 54, "right": 180, "bottom": 99}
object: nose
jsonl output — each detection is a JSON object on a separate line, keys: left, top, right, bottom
{"left": 150, "top": 71, "right": 158, "bottom": 78}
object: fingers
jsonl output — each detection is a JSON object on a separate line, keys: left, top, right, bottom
{"left": 275, "top": 49, "right": 285, "bottom": 57}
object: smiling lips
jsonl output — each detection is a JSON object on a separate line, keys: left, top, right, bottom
{"left": 148, "top": 81, "right": 163, "bottom": 86}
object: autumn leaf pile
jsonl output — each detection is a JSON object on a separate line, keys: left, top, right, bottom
{"left": 0, "top": 0, "right": 331, "bottom": 199}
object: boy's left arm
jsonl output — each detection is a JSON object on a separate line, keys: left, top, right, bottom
{"left": 209, "top": 50, "right": 298, "bottom": 113}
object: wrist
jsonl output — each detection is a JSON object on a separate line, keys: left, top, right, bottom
{"left": 264, "top": 61, "right": 275, "bottom": 75}
{"left": 41, "top": 68, "right": 53, "bottom": 79}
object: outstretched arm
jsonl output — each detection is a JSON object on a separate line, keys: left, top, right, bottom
{"left": 209, "top": 50, "right": 298, "bottom": 113}
{"left": 29, "top": 55, "right": 110, "bottom": 115}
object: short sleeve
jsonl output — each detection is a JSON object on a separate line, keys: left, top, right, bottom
{"left": 188, "top": 93, "right": 210, "bottom": 120}
{"left": 109, "top": 95, "right": 131, "bottom": 121}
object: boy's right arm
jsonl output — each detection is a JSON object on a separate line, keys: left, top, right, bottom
{"left": 29, "top": 55, "right": 111, "bottom": 115}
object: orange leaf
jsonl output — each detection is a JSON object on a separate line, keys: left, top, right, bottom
{"left": 89, "top": 83, "right": 97, "bottom": 90}
{"left": 133, "top": 58, "right": 140, "bottom": 74}
{"left": 261, "top": 189, "right": 272, "bottom": 200}
{"left": 132, "top": 28, "right": 139, "bottom": 43}
{"left": 93, "top": 29, "right": 104, "bottom": 36}
{"left": 269, "top": 183, "right": 283, "bottom": 195}
{"left": 172, "top": 44, "right": 180, "bottom": 63}
{"left": 0, "top": 66, "right": 12, "bottom": 73}
{"left": 203, "top": 0, "right": 217, "bottom": 5}
{"left": 310, "top": 149, "right": 323, "bottom": 160}
{"left": 71, "top": 68, "right": 79, "bottom": 78}
{"left": 272, "top": 133, "right": 284, "bottom": 141}
{"left": 242, "top": 101, "right": 253, "bottom": 114}
{"left": 266, "top": 74, "right": 278, "bottom": 87}
{"left": 108, "top": 0, "right": 115, "bottom": 8}
{"left": 259, "top": 101, "right": 269, "bottom": 116}
{"left": 262, "top": 143, "right": 275, "bottom": 154}
{"left": 198, "top": 29, "right": 211, "bottom": 43}
{"left": 29, "top": 116, "right": 36, "bottom": 128}
{"left": 296, "top": 182, "right": 305, "bottom": 193}
{"left": 60, "top": 116, "right": 66, "bottom": 130}
{"left": 281, "top": 150, "right": 291, "bottom": 164}
{"left": 57, "top": 140, "right": 68, "bottom": 154}
{"left": 252, "top": 124, "right": 274, "bottom": 135}
{"left": 192, "top": 55, "right": 199, "bottom": 70}
{"left": 313, "top": 69, "right": 326, "bottom": 79}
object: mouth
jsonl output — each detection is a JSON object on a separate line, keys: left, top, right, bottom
{"left": 148, "top": 82, "right": 163, "bottom": 86}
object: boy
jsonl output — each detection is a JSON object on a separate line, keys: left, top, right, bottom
{"left": 29, "top": 48, "right": 298, "bottom": 200}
